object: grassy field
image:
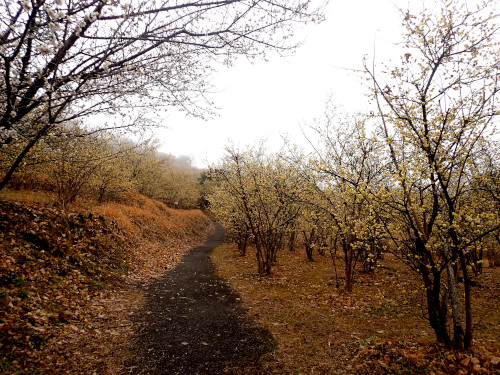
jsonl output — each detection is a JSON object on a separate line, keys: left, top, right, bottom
{"left": 212, "top": 243, "right": 500, "bottom": 374}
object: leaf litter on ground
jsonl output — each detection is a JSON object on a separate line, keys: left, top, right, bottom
{"left": 212, "top": 243, "right": 500, "bottom": 374}
{"left": 0, "top": 191, "right": 212, "bottom": 374}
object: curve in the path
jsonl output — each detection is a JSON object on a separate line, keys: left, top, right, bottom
{"left": 126, "top": 223, "right": 276, "bottom": 375}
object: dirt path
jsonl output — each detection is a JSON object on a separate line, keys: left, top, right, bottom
{"left": 124, "top": 223, "right": 276, "bottom": 374}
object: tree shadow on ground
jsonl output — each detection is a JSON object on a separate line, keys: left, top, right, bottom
{"left": 125, "top": 224, "right": 276, "bottom": 375}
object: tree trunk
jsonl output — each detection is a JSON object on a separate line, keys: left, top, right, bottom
{"left": 344, "top": 242, "right": 354, "bottom": 293}
{"left": 237, "top": 231, "right": 248, "bottom": 256}
{"left": 447, "top": 261, "right": 465, "bottom": 350}
{"left": 329, "top": 234, "right": 340, "bottom": 288}
{"left": 0, "top": 125, "right": 51, "bottom": 192}
{"left": 303, "top": 230, "right": 315, "bottom": 262}
{"left": 460, "top": 250, "right": 473, "bottom": 349}
{"left": 255, "top": 238, "right": 266, "bottom": 275}
{"left": 424, "top": 269, "right": 452, "bottom": 348}
{"left": 305, "top": 243, "right": 314, "bottom": 262}
{"left": 289, "top": 231, "right": 296, "bottom": 252}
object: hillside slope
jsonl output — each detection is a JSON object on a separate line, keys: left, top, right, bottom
{"left": 0, "top": 190, "right": 212, "bottom": 374}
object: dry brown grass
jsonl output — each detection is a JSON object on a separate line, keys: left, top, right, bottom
{"left": 0, "top": 189, "right": 57, "bottom": 205}
{"left": 98, "top": 192, "right": 208, "bottom": 238}
{"left": 58, "top": 193, "right": 213, "bottom": 374}
{"left": 96, "top": 192, "right": 212, "bottom": 281}
{"left": 212, "top": 244, "right": 500, "bottom": 374}
{"left": 0, "top": 188, "right": 101, "bottom": 212}
{"left": 0, "top": 189, "right": 213, "bottom": 374}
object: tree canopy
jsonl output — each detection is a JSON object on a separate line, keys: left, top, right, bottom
{"left": 0, "top": 0, "right": 326, "bottom": 190}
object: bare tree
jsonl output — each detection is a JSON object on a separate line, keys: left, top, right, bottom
{"left": 0, "top": 0, "right": 326, "bottom": 190}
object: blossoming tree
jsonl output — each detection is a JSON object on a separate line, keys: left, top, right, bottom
{"left": 0, "top": 0, "right": 325, "bottom": 190}
{"left": 366, "top": 0, "right": 499, "bottom": 350}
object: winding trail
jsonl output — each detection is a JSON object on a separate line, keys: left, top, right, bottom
{"left": 125, "top": 223, "right": 276, "bottom": 374}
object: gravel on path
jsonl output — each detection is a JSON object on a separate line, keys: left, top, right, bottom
{"left": 125, "top": 223, "right": 276, "bottom": 374}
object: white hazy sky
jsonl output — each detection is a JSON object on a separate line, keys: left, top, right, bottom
{"left": 156, "top": 0, "right": 408, "bottom": 168}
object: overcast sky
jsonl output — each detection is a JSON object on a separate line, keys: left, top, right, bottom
{"left": 156, "top": 0, "right": 407, "bottom": 168}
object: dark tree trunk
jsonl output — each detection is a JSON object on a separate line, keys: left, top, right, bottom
{"left": 423, "top": 268, "right": 452, "bottom": 348}
{"left": 303, "top": 230, "right": 315, "bottom": 262}
{"left": 289, "top": 232, "right": 296, "bottom": 252}
{"left": 460, "top": 250, "right": 473, "bottom": 349}
{"left": 344, "top": 243, "right": 354, "bottom": 293}
{"left": 0, "top": 125, "right": 51, "bottom": 192}
{"left": 305, "top": 243, "right": 314, "bottom": 262}
{"left": 236, "top": 231, "right": 249, "bottom": 256}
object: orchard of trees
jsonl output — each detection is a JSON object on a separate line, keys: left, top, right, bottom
{"left": 2, "top": 125, "right": 205, "bottom": 208}
{"left": 0, "top": 0, "right": 326, "bottom": 202}
{"left": 0, "top": 1, "right": 326, "bottom": 206}
{"left": 1, "top": 0, "right": 498, "bottom": 356}
{"left": 0, "top": 0, "right": 326, "bottom": 191}
{"left": 208, "top": 0, "right": 499, "bottom": 352}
